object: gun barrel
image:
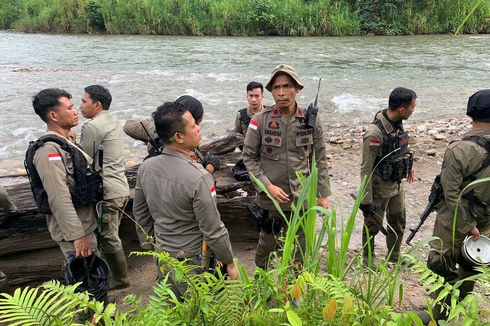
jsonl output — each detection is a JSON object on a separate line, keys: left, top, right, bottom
{"left": 313, "top": 78, "right": 322, "bottom": 107}
{"left": 405, "top": 205, "right": 435, "bottom": 245}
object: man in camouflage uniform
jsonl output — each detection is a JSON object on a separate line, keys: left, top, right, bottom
{"left": 243, "top": 64, "right": 331, "bottom": 269}
{"left": 425, "top": 89, "right": 490, "bottom": 320}
{"left": 234, "top": 81, "right": 265, "bottom": 137}
{"left": 133, "top": 101, "right": 238, "bottom": 293}
{"left": 28, "top": 88, "right": 98, "bottom": 260}
{"left": 79, "top": 85, "right": 130, "bottom": 290}
{"left": 360, "top": 87, "right": 417, "bottom": 266}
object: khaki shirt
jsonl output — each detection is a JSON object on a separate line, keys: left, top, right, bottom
{"left": 361, "top": 111, "right": 404, "bottom": 205}
{"left": 133, "top": 147, "right": 234, "bottom": 262}
{"left": 242, "top": 104, "right": 331, "bottom": 211}
{"left": 437, "top": 128, "right": 490, "bottom": 233}
{"left": 33, "top": 131, "right": 97, "bottom": 242}
{"left": 123, "top": 118, "right": 158, "bottom": 144}
{"left": 80, "top": 111, "right": 129, "bottom": 200}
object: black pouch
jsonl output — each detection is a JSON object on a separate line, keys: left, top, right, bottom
{"left": 261, "top": 211, "right": 282, "bottom": 234}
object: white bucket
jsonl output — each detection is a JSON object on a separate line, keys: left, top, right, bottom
{"left": 462, "top": 235, "right": 490, "bottom": 266}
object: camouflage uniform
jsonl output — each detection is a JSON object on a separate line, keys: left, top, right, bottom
{"left": 242, "top": 105, "right": 331, "bottom": 268}
{"left": 361, "top": 110, "right": 411, "bottom": 262}
{"left": 427, "top": 128, "right": 490, "bottom": 288}
{"left": 80, "top": 110, "right": 130, "bottom": 289}
{"left": 33, "top": 131, "right": 98, "bottom": 259}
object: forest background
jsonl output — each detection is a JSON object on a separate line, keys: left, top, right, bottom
{"left": 0, "top": 0, "right": 489, "bottom": 36}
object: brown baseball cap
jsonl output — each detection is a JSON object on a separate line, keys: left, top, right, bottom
{"left": 265, "top": 64, "right": 304, "bottom": 92}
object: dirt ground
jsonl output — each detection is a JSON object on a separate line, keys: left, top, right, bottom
{"left": 111, "top": 118, "right": 490, "bottom": 318}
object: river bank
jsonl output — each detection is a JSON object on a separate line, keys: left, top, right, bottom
{"left": 1, "top": 0, "right": 489, "bottom": 36}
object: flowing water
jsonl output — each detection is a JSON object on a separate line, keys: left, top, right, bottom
{"left": 0, "top": 32, "right": 489, "bottom": 177}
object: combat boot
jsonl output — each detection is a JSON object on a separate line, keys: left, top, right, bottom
{"left": 104, "top": 249, "right": 130, "bottom": 290}
{"left": 362, "top": 231, "right": 377, "bottom": 268}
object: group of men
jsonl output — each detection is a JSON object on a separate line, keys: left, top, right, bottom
{"left": 19, "top": 63, "right": 490, "bottom": 322}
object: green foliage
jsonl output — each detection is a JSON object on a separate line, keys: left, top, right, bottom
{"left": 0, "top": 0, "right": 488, "bottom": 34}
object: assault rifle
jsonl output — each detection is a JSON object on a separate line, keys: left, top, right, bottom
{"left": 405, "top": 175, "right": 443, "bottom": 244}
{"left": 306, "top": 78, "right": 321, "bottom": 129}
{"left": 96, "top": 144, "right": 104, "bottom": 239}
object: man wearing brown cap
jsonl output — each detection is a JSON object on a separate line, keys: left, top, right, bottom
{"left": 418, "top": 89, "right": 490, "bottom": 322}
{"left": 242, "top": 64, "right": 331, "bottom": 269}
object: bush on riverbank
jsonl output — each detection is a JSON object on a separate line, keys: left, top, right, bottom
{"left": 1, "top": 0, "right": 488, "bottom": 36}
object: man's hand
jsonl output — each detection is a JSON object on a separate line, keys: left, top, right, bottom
{"left": 226, "top": 262, "right": 239, "bottom": 280}
{"left": 317, "top": 197, "right": 329, "bottom": 209}
{"left": 407, "top": 169, "right": 416, "bottom": 184}
{"left": 266, "top": 184, "right": 289, "bottom": 204}
{"left": 204, "top": 152, "right": 220, "bottom": 172}
{"left": 469, "top": 226, "right": 480, "bottom": 240}
{"left": 359, "top": 202, "right": 376, "bottom": 216}
{"left": 74, "top": 235, "right": 92, "bottom": 257}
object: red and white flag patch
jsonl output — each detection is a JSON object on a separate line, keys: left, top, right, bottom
{"left": 249, "top": 120, "right": 259, "bottom": 130}
{"left": 369, "top": 139, "right": 381, "bottom": 146}
{"left": 210, "top": 186, "right": 216, "bottom": 197}
{"left": 48, "top": 153, "right": 62, "bottom": 161}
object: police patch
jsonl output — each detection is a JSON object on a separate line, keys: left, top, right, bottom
{"left": 268, "top": 121, "right": 280, "bottom": 129}
{"left": 265, "top": 136, "right": 273, "bottom": 143}
{"left": 266, "top": 147, "right": 273, "bottom": 154}
{"left": 274, "top": 138, "right": 280, "bottom": 145}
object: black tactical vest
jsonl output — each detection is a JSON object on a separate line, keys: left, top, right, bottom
{"left": 372, "top": 111, "right": 412, "bottom": 181}
{"left": 239, "top": 108, "right": 252, "bottom": 128}
{"left": 24, "top": 135, "right": 102, "bottom": 214}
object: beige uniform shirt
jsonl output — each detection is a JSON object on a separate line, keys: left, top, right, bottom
{"left": 80, "top": 111, "right": 129, "bottom": 200}
{"left": 133, "top": 147, "right": 234, "bottom": 262}
{"left": 33, "top": 131, "right": 96, "bottom": 242}
{"left": 242, "top": 104, "right": 331, "bottom": 211}
{"left": 438, "top": 128, "right": 490, "bottom": 233}
{"left": 361, "top": 111, "right": 404, "bottom": 205}
{"left": 123, "top": 118, "right": 157, "bottom": 144}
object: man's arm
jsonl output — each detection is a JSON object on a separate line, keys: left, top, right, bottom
{"left": 34, "top": 144, "right": 87, "bottom": 242}
{"left": 123, "top": 119, "right": 157, "bottom": 143}
{"left": 193, "top": 176, "right": 234, "bottom": 264}
{"left": 79, "top": 122, "right": 100, "bottom": 160}
{"left": 313, "top": 115, "right": 331, "bottom": 201}
{"left": 440, "top": 147, "right": 475, "bottom": 234}
{"left": 360, "top": 126, "right": 382, "bottom": 205}
{"left": 132, "top": 171, "right": 154, "bottom": 241}
{"left": 234, "top": 111, "right": 243, "bottom": 135}
{"left": 242, "top": 115, "right": 270, "bottom": 188}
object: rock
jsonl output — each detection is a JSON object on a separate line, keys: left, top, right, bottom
{"left": 433, "top": 134, "right": 444, "bottom": 140}
{"left": 342, "top": 143, "right": 352, "bottom": 150}
{"left": 326, "top": 154, "right": 333, "bottom": 160}
{"left": 125, "top": 160, "right": 138, "bottom": 168}
{"left": 426, "top": 149, "right": 437, "bottom": 156}
{"left": 427, "top": 129, "right": 438, "bottom": 135}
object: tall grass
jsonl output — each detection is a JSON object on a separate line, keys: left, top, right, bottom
{"left": 1, "top": 0, "right": 488, "bottom": 35}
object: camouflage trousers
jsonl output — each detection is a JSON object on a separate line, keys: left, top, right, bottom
{"left": 98, "top": 196, "right": 129, "bottom": 255}
{"left": 363, "top": 190, "right": 406, "bottom": 262}
{"left": 255, "top": 210, "right": 306, "bottom": 269}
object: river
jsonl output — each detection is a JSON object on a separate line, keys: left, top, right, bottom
{"left": 0, "top": 32, "right": 489, "bottom": 177}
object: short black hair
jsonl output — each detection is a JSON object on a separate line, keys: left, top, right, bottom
{"left": 388, "top": 87, "right": 417, "bottom": 110}
{"left": 33, "top": 88, "right": 72, "bottom": 123}
{"left": 246, "top": 81, "right": 263, "bottom": 93}
{"left": 84, "top": 85, "right": 112, "bottom": 110}
{"left": 153, "top": 102, "right": 188, "bottom": 145}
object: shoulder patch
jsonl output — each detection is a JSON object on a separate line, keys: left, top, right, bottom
{"left": 48, "top": 153, "right": 62, "bottom": 161}
{"left": 249, "top": 120, "right": 259, "bottom": 130}
{"left": 210, "top": 186, "right": 216, "bottom": 197}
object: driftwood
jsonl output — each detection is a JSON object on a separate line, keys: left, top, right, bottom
{"left": 0, "top": 134, "right": 257, "bottom": 287}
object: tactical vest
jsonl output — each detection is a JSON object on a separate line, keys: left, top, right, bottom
{"left": 24, "top": 135, "right": 102, "bottom": 214}
{"left": 373, "top": 112, "right": 412, "bottom": 182}
{"left": 239, "top": 108, "right": 252, "bottom": 129}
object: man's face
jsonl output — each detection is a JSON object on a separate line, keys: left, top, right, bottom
{"left": 270, "top": 74, "right": 299, "bottom": 111}
{"left": 400, "top": 98, "right": 416, "bottom": 120}
{"left": 51, "top": 96, "right": 78, "bottom": 129}
{"left": 179, "top": 111, "right": 201, "bottom": 150}
{"left": 80, "top": 92, "right": 101, "bottom": 119}
{"left": 247, "top": 88, "right": 263, "bottom": 112}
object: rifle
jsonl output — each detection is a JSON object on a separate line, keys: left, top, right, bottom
{"left": 95, "top": 144, "right": 104, "bottom": 239}
{"left": 405, "top": 175, "right": 443, "bottom": 244}
{"left": 140, "top": 121, "right": 162, "bottom": 156}
{"left": 349, "top": 192, "right": 388, "bottom": 236}
{"left": 306, "top": 78, "right": 321, "bottom": 129}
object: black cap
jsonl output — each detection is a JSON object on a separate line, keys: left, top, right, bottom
{"left": 467, "top": 89, "right": 490, "bottom": 120}
{"left": 175, "top": 95, "right": 204, "bottom": 122}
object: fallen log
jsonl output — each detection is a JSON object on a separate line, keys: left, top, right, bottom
{"left": 0, "top": 134, "right": 258, "bottom": 286}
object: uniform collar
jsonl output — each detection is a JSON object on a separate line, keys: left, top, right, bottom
{"left": 45, "top": 130, "right": 93, "bottom": 164}
{"left": 377, "top": 109, "right": 402, "bottom": 134}
{"left": 162, "top": 147, "right": 194, "bottom": 163}
{"left": 270, "top": 103, "right": 304, "bottom": 118}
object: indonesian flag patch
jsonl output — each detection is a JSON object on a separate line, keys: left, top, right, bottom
{"left": 48, "top": 153, "right": 62, "bottom": 161}
{"left": 210, "top": 186, "right": 216, "bottom": 197}
{"left": 249, "top": 120, "right": 259, "bottom": 130}
{"left": 369, "top": 139, "right": 381, "bottom": 146}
